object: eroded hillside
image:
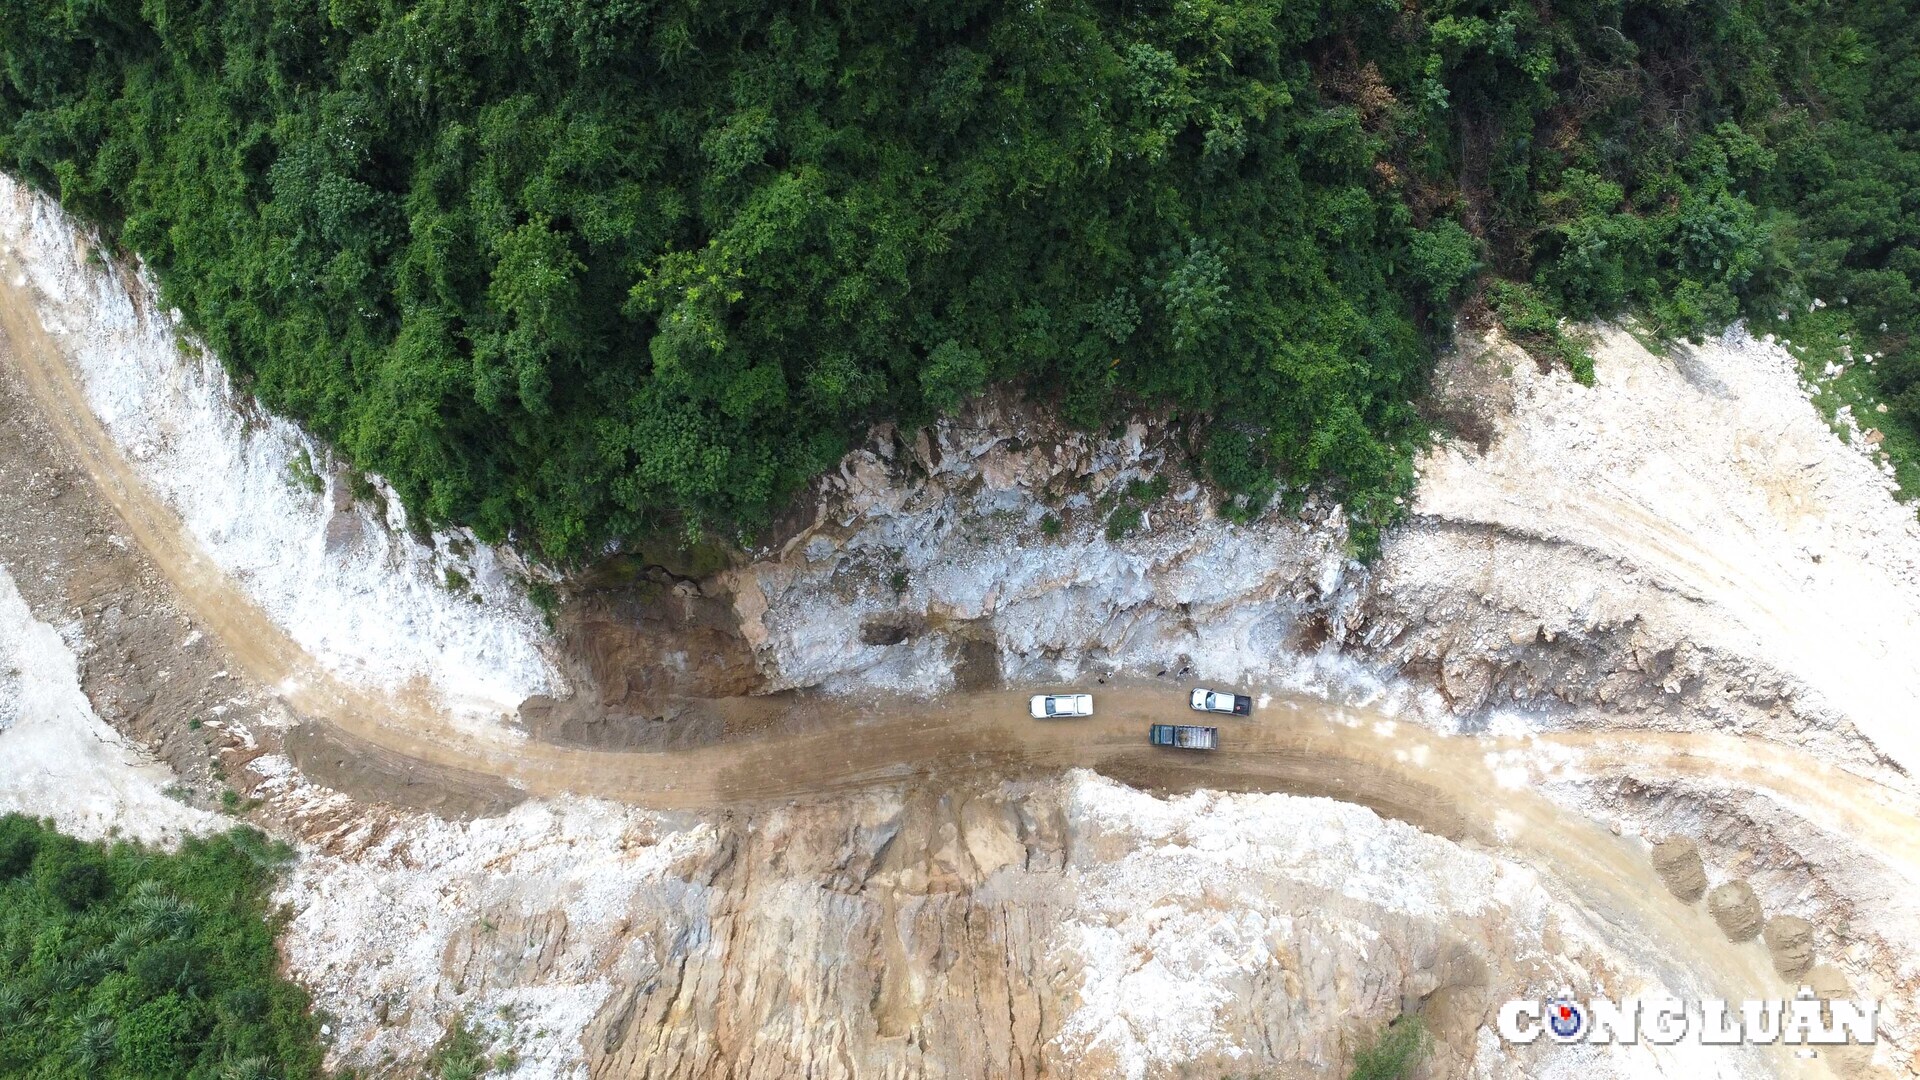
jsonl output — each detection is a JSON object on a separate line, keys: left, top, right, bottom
{"left": 0, "top": 180, "right": 1915, "bottom": 1079}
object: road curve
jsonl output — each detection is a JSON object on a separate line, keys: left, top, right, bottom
{"left": 1, "top": 245, "right": 1894, "bottom": 1079}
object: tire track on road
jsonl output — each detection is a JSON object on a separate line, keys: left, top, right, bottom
{"left": 0, "top": 252, "right": 1887, "bottom": 1078}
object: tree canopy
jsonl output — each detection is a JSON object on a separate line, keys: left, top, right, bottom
{"left": 0, "top": 815, "right": 324, "bottom": 1080}
{"left": 2, "top": 0, "right": 1915, "bottom": 555}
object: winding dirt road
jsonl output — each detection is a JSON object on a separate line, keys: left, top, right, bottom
{"left": 1, "top": 241, "right": 1904, "bottom": 1079}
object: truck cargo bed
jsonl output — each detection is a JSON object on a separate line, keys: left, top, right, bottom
{"left": 1149, "top": 724, "right": 1219, "bottom": 750}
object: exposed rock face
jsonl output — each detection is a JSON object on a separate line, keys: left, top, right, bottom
{"left": 263, "top": 768, "right": 1708, "bottom": 1080}
{"left": 584, "top": 788, "right": 1069, "bottom": 1080}
{"left": 518, "top": 573, "right": 764, "bottom": 748}
{"left": 1706, "top": 880, "right": 1764, "bottom": 941}
{"left": 11, "top": 162, "right": 1920, "bottom": 1080}
{"left": 700, "top": 324, "right": 1920, "bottom": 1074}
{"left": 1652, "top": 838, "right": 1709, "bottom": 903}
{"left": 1763, "top": 916, "right": 1815, "bottom": 979}
{"left": 721, "top": 326, "right": 1920, "bottom": 789}
{"left": 722, "top": 402, "right": 1351, "bottom": 702}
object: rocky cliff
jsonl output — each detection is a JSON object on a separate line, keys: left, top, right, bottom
{"left": 4, "top": 172, "right": 1917, "bottom": 1080}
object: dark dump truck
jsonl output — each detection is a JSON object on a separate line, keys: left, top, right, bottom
{"left": 1149, "top": 724, "right": 1219, "bottom": 751}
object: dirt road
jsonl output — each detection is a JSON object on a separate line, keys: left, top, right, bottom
{"left": 1, "top": 249, "right": 1900, "bottom": 1079}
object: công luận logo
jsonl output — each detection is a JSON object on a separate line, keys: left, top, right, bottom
{"left": 1543, "top": 992, "right": 1587, "bottom": 1041}
{"left": 1499, "top": 987, "right": 1877, "bottom": 1048}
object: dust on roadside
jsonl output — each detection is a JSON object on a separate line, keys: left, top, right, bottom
{"left": 0, "top": 321, "right": 517, "bottom": 822}
{"left": 0, "top": 330, "right": 245, "bottom": 801}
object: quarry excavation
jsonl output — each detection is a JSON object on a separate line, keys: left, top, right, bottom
{"left": 0, "top": 176, "right": 1917, "bottom": 1080}
{"left": 12, "top": 0, "right": 1920, "bottom": 1073}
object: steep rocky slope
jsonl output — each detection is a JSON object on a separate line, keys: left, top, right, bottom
{"left": 2, "top": 175, "right": 1916, "bottom": 1079}
{"left": 711, "top": 320, "right": 1920, "bottom": 1072}
{"left": 154, "top": 721, "right": 1797, "bottom": 1080}
{"left": 726, "top": 324, "right": 1920, "bottom": 784}
{"left": 0, "top": 175, "right": 561, "bottom": 722}
{"left": 4, "top": 548, "right": 1730, "bottom": 1079}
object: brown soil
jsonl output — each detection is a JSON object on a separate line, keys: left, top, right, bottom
{"left": 281, "top": 722, "right": 526, "bottom": 819}
{"left": 1419, "top": 322, "right": 1520, "bottom": 452}
{"left": 1094, "top": 742, "right": 1471, "bottom": 840}
{"left": 1797, "top": 965, "right": 1878, "bottom": 1077}
{"left": 1806, "top": 963, "right": 1853, "bottom": 1000}
{"left": 556, "top": 574, "right": 762, "bottom": 711}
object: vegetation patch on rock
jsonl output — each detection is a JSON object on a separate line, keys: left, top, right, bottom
{"left": 0, "top": 814, "right": 325, "bottom": 1079}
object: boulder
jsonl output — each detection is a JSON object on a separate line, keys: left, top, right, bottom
{"left": 1651, "top": 837, "right": 1707, "bottom": 903}
{"left": 1762, "top": 915, "right": 1814, "bottom": 979}
{"left": 1706, "top": 880, "right": 1764, "bottom": 942}
{"left": 1803, "top": 963, "right": 1851, "bottom": 1000}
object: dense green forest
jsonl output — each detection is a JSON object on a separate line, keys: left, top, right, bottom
{"left": 0, "top": 815, "right": 324, "bottom": 1079}
{"left": 1, "top": 0, "right": 1915, "bottom": 556}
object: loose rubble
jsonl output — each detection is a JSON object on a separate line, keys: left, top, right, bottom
{"left": 0, "top": 563, "right": 214, "bottom": 842}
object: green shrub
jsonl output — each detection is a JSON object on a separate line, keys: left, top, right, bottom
{"left": 430, "top": 1015, "right": 495, "bottom": 1080}
{"left": 1488, "top": 281, "right": 1595, "bottom": 386}
{"left": 119, "top": 992, "right": 197, "bottom": 1074}
{"left": 1348, "top": 1016, "right": 1431, "bottom": 1080}
{"left": 1203, "top": 428, "right": 1275, "bottom": 517}
{"left": 40, "top": 851, "right": 111, "bottom": 910}
{"left": 1102, "top": 473, "right": 1171, "bottom": 540}
{"left": 5, "top": 0, "right": 1919, "bottom": 555}
{"left": 0, "top": 815, "right": 323, "bottom": 1078}
{"left": 0, "top": 817, "right": 39, "bottom": 880}
{"left": 1406, "top": 221, "right": 1483, "bottom": 308}
{"left": 129, "top": 940, "right": 205, "bottom": 997}
{"left": 920, "top": 341, "right": 990, "bottom": 416}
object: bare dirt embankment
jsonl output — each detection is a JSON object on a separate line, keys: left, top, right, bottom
{"left": 3, "top": 175, "right": 1917, "bottom": 1079}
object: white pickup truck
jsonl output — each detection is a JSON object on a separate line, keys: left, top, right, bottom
{"left": 1029, "top": 693, "right": 1093, "bottom": 718}
{"left": 1189, "top": 687, "right": 1252, "bottom": 716}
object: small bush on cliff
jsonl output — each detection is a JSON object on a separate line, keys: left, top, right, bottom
{"left": 429, "top": 1015, "right": 496, "bottom": 1080}
{"left": 1348, "top": 1015, "right": 1431, "bottom": 1080}
{"left": 1488, "top": 282, "right": 1595, "bottom": 387}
